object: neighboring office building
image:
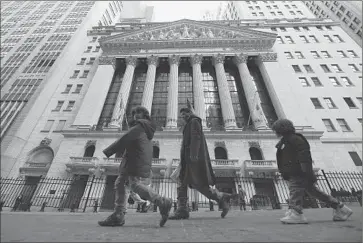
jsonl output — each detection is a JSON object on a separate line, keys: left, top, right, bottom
{"left": 304, "top": 1, "right": 362, "bottom": 47}
{"left": 0, "top": 1, "right": 147, "bottom": 164}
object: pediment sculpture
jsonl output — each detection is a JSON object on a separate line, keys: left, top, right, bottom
{"left": 120, "top": 24, "right": 254, "bottom": 42}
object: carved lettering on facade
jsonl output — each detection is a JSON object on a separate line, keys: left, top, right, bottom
{"left": 40, "top": 137, "right": 52, "bottom": 146}
{"left": 258, "top": 52, "right": 278, "bottom": 62}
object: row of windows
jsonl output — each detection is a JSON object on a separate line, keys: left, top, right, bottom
{"left": 249, "top": 3, "right": 298, "bottom": 10}
{"left": 40, "top": 42, "right": 68, "bottom": 52}
{"left": 47, "top": 34, "right": 72, "bottom": 42}
{"left": 276, "top": 34, "right": 344, "bottom": 44}
{"left": 41, "top": 120, "right": 67, "bottom": 132}
{"left": 52, "top": 101, "right": 75, "bottom": 112}
{"left": 84, "top": 46, "right": 100, "bottom": 53}
{"left": 292, "top": 63, "right": 361, "bottom": 74}
{"left": 284, "top": 50, "right": 359, "bottom": 60}
{"left": 251, "top": 10, "right": 303, "bottom": 17}
{"left": 272, "top": 25, "right": 333, "bottom": 32}
{"left": 322, "top": 118, "right": 360, "bottom": 133}
{"left": 70, "top": 70, "right": 90, "bottom": 79}
{"left": 298, "top": 76, "right": 357, "bottom": 88}
{"left": 22, "top": 52, "right": 60, "bottom": 74}
{"left": 311, "top": 97, "right": 362, "bottom": 110}
{"left": 77, "top": 57, "right": 96, "bottom": 65}
{"left": 62, "top": 84, "right": 83, "bottom": 94}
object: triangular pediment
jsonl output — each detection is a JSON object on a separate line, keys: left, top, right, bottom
{"left": 100, "top": 19, "right": 276, "bottom": 44}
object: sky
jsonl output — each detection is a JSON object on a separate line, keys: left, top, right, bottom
{"left": 145, "top": 1, "right": 221, "bottom": 22}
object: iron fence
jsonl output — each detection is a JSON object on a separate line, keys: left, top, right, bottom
{"left": 0, "top": 170, "right": 361, "bottom": 212}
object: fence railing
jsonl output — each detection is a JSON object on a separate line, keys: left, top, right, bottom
{"left": 0, "top": 170, "right": 361, "bottom": 212}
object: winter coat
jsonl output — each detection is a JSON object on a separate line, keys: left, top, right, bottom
{"left": 275, "top": 133, "right": 316, "bottom": 182}
{"left": 179, "top": 115, "right": 216, "bottom": 188}
{"left": 103, "top": 119, "right": 156, "bottom": 178}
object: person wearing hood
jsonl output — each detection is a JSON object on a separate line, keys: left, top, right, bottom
{"left": 169, "top": 107, "right": 232, "bottom": 220}
{"left": 272, "top": 118, "right": 353, "bottom": 224}
{"left": 98, "top": 106, "right": 172, "bottom": 227}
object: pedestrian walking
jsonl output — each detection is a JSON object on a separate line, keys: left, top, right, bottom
{"left": 11, "top": 195, "right": 22, "bottom": 212}
{"left": 40, "top": 202, "right": 47, "bottom": 212}
{"left": 169, "top": 106, "right": 232, "bottom": 220}
{"left": 238, "top": 185, "right": 247, "bottom": 211}
{"left": 93, "top": 200, "right": 98, "bottom": 213}
{"left": 98, "top": 106, "right": 172, "bottom": 227}
{"left": 272, "top": 119, "right": 353, "bottom": 224}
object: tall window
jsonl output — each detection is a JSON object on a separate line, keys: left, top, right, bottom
{"left": 202, "top": 69, "right": 223, "bottom": 130}
{"left": 123, "top": 70, "right": 146, "bottom": 130}
{"left": 322, "top": 119, "right": 337, "bottom": 132}
{"left": 225, "top": 70, "right": 244, "bottom": 128}
{"left": 336, "top": 119, "right": 351, "bottom": 132}
{"left": 151, "top": 65, "right": 169, "bottom": 130}
{"left": 97, "top": 67, "right": 125, "bottom": 128}
{"left": 177, "top": 66, "right": 193, "bottom": 127}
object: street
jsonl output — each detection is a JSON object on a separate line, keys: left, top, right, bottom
{"left": 1, "top": 206, "right": 362, "bottom": 242}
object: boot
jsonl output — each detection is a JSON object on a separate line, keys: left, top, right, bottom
{"left": 154, "top": 196, "right": 172, "bottom": 227}
{"left": 98, "top": 211, "right": 125, "bottom": 227}
{"left": 169, "top": 197, "right": 190, "bottom": 220}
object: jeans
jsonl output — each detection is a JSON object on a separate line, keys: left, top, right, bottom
{"left": 114, "top": 174, "right": 159, "bottom": 213}
{"left": 288, "top": 176, "right": 340, "bottom": 214}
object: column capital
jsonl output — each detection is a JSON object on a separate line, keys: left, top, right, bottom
{"left": 147, "top": 55, "right": 159, "bottom": 66}
{"left": 190, "top": 54, "right": 203, "bottom": 65}
{"left": 233, "top": 54, "right": 248, "bottom": 65}
{"left": 212, "top": 53, "right": 225, "bottom": 65}
{"left": 168, "top": 54, "right": 180, "bottom": 65}
{"left": 99, "top": 56, "right": 115, "bottom": 67}
{"left": 126, "top": 56, "right": 138, "bottom": 67}
{"left": 258, "top": 52, "right": 278, "bottom": 62}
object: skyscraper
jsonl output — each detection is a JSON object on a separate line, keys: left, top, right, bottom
{"left": 0, "top": 1, "right": 148, "bottom": 156}
{"left": 304, "top": 1, "right": 362, "bottom": 47}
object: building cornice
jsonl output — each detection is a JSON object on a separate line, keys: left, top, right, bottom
{"left": 320, "top": 137, "right": 362, "bottom": 144}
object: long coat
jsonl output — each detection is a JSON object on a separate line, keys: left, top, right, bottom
{"left": 103, "top": 119, "right": 156, "bottom": 178}
{"left": 179, "top": 115, "right": 216, "bottom": 188}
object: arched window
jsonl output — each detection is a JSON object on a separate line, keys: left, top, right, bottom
{"left": 249, "top": 147, "right": 263, "bottom": 160}
{"left": 27, "top": 146, "right": 54, "bottom": 165}
{"left": 153, "top": 146, "right": 160, "bottom": 159}
{"left": 84, "top": 145, "right": 95, "bottom": 157}
{"left": 215, "top": 147, "right": 228, "bottom": 160}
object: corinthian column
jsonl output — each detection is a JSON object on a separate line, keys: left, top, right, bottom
{"left": 141, "top": 55, "right": 159, "bottom": 113}
{"left": 212, "top": 54, "right": 237, "bottom": 129}
{"left": 165, "top": 55, "right": 180, "bottom": 130}
{"left": 233, "top": 54, "right": 268, "bottom": 130}
{"left": 109, "top": 56, "right": 137, "bottom": 128}
{"left": 190, "top": 54, "right": 206, "bottom": 128}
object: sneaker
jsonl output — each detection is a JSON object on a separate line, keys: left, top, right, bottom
{"left": 98, "top": 212, "right": 125, "bottom": 227}
{"left": 333, "top": 205, "right": 353, "bottom": 221}
{"left": 158, "top": 197, "right": 172, "bottom": 227}
{"left": 280, "top": 209, "right": 308, "bottom": 224}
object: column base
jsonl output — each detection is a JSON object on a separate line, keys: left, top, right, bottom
{"left": 225, "top": 127, "right": 242, "bottom": 131}
{"left": 256, "top": 126, "right": 271, "bottom": 131}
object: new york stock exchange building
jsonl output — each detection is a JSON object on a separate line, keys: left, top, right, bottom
{"left": 9, "top": 18, "right": 362, "bottom": 211}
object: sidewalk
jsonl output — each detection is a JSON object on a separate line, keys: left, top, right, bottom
{"left": 1, "top": 207, "right": 362, "bottom": 242}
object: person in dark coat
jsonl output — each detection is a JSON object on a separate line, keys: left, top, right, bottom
{"left": 98, "top": 106, "right": 172, "bottom": 227}
{"left": 11, "top": 195, "right": 22, "bottom": 212}
{"left": 238, "top": 185, "right": 247, "bottom": 211}
{"left": 272, "top": 119, "right": 353, "bottom": 224}
{"left": 169, "top": 107, "right": 232, "bottom": 220}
